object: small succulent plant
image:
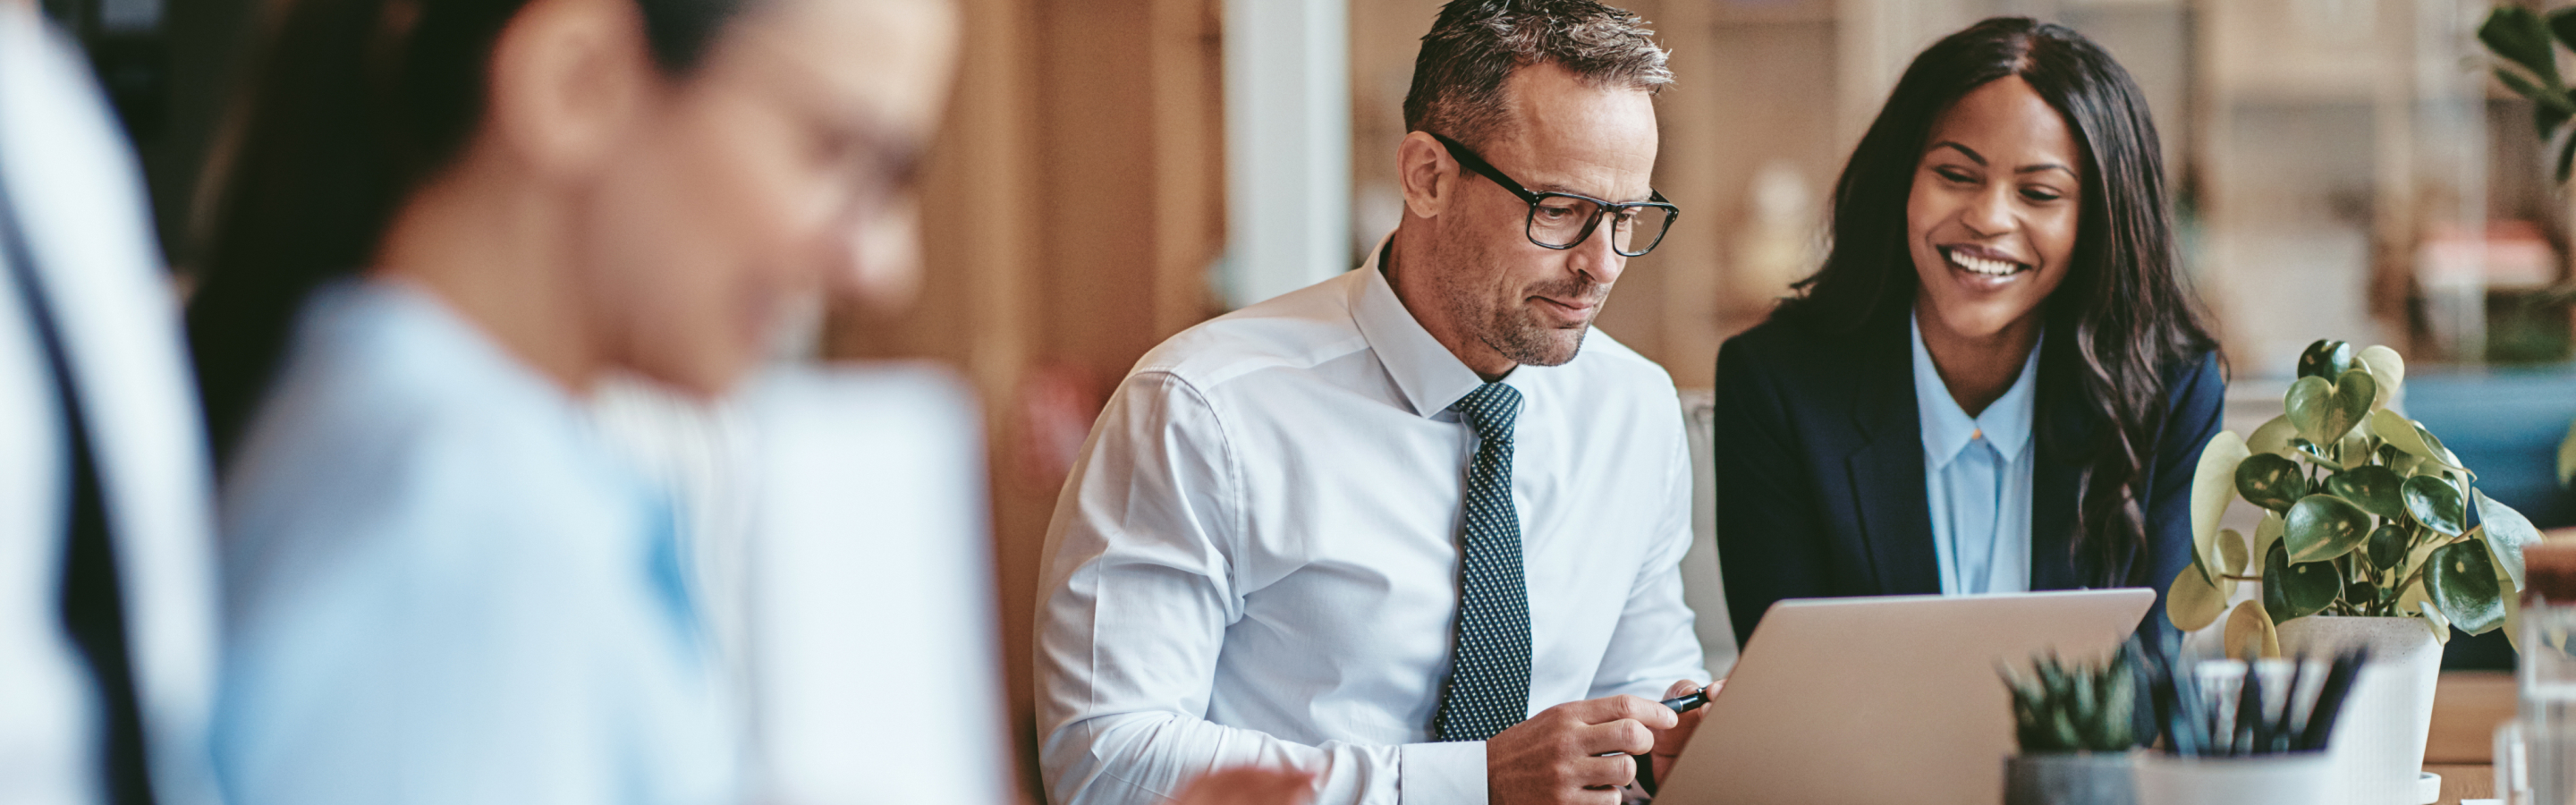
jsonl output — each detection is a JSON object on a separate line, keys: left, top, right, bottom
{"left": 2003, "top": 647, "right": 2140, "bottom": 753}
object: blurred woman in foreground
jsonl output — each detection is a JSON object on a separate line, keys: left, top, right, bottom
{"left": 187, "top": 0, "right": 957, "bottom": 799}
{"left": 187, "top": 0, "right": 1306, "bottom": 800}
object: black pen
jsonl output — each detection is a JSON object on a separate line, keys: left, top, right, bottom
{"left": 1635, "top": 686, "right": 1712, "bottom": 796}
{"left": 1660, "top": 686, "right": 1711, "bottom": 713}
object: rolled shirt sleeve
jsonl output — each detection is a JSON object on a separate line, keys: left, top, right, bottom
{"left": 1037, "top": 372, "right": 1456, "bottom": 805}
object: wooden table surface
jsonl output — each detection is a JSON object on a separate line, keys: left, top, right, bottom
{"left": 2427, "top": 764, "right": 2493, "bottom": 804}
{"left": 2423, "top": 670, "right": 2513, "bottom": 804}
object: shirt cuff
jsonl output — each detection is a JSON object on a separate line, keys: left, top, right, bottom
{"left": 1398, "top": 741, "right": 1487, "bottom": 805}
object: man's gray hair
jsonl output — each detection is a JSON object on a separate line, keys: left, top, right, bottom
{"left": 1402, "top": 0, "right": 1673, "bottom": 148}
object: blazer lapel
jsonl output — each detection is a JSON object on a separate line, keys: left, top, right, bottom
{"left": 1842, "top": 317, "right": 1941, "bottom": 596}
{"left": 2030, "top": 429, "right": 2083, "bottom": 590}
{"left": 2029, "top": 340, "right": 2090, "bottom": 591}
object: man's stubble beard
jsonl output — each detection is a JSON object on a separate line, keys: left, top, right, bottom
{"left": 1433, "top": 225, "right": 1612, "bottom": 369}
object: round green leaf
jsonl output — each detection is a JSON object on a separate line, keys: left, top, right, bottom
{"left": 2285, "top": 371, "right": 2375, "bottom": 447}
{"left": 2356, "top": 344, "right": 2404, "bottom": 408}
{"left": 2225, "top": 598, "right": 2280, "bottom": 658}
{"left": 2402, "top": 475, "right": 2467, "bottom": 536}
{"left": 2190, "top": 431, "right": 2250, "bottom": 581}
{"left": 2284, "top": 494, "right": 2373, "bottom": 563}
{"left": 2285, "top": 377, "right": 2334, "bottom": 446}
{"left": 2219, "top": 528, "right": 2250, "bottom": 576}
{"left": 2265, "top": 541, "right": 2339, "bottom": 621}
{"left": 2504, "top": 583, "right": 2524, "bottom": 654}
{"left": 2326, "top": 465, "right": 2406, "bottom": 519}
{"left": 2428, "top": 541, "right": 2506, "bottom": 634}
{"left": 2476, "top": 489, "right": 2542, "bottom": 592}
{"left": 2421, "top": 425, "right": 2466, "bottom": 471}
{"left": 2252, "top": 511, "right": 2285, "bottom": 560}
{"left": 2168, "top": 558, "right": 2233, "bottom": 631}
{"left": 2330, "top": 371, "right": 2374, "bottom": 441}
{"left": 2235, "top": 453, "right": 2308, "bottom": 512}
{"left": 2371, "top": 410, "right": 2462, "bottom": 471}
{"left": 2260, "top": 555, "right": 2290, "bottom": 626}
{"left": 2365, "top": 522, "right": 2411, "bottom": 572}
{"left": 2483, "top": 6, "right": 2563, "bottom": 87}
{"left": 2247, "top": 415, "right": 2300, "bottom": 459}
{"left": 2337, "top": 428, "right": 2373, "bottom": 467}
{"left": 2297, "top": 339, "right": 2353, "bottom": 380}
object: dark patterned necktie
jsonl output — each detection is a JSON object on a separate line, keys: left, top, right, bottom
{"left": 1435, "top": 382, "right": 1531, "bottom": 741}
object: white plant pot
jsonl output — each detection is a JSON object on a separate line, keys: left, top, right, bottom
{"left": 2274, "top": 615, "right": 2444, "bottom": 805}
{"left": 2132, "top": 753, "right": 2333, "bottom": 805}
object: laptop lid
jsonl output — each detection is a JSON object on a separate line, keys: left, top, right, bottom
{"left": 1653, "top": 589, "right": 2155, "bottom": 805}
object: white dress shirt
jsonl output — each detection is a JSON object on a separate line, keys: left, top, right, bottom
{"left": 0, "top": 6, "right": 222, "bottom": 803}
{"left": 1910, "top": 311, "right": 2038, "bottom": 596}
{"left": 1035, "top": 243, "right": 1707, "bottom": 805}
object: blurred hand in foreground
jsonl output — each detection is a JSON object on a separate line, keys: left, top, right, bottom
{"left": 1172, "top": 766, "right": 1316, "bottom": 805}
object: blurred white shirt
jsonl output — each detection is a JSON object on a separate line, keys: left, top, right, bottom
{"left": 213, "top": 280, "right": 735, "bottom": 805}
{"left": 0, "top": 5, "right": 222, "bottom": 804}
{"left": 1035, "top": 243, "right": 1708, "bottom": 805}
{"left": 586, "top": 366, "right": 1012, "bottom": 805}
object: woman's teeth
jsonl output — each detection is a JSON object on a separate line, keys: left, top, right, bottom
{"left": 1945, "top": 248, "right": 2024, "bottom": 277}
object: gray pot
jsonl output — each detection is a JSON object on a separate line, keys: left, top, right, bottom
{"left": 2004, "top": 751, "right": 2139, "bottom": 805}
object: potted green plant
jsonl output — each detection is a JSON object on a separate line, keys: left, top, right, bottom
{"left": 2166, "top": 340, "right": 2543, "bottom": 805}
{"left": 2479, "top": 5, "right": 2576, "bottom": 489}
{"left": 2001, "top": 648, "right": 2142, "bottom": 805}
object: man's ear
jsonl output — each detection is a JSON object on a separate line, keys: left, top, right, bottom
{"left": 1396, "top": 131, "right": 1457, "bottom": 221}
{"left": 484, "top": 0, "right": 657, "bottom": 180}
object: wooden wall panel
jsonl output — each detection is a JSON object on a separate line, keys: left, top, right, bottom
{"left": 825, "top": 0, "right": 1225, "bottom": 797}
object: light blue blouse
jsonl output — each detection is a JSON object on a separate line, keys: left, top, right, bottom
{"left": 211, "top": 280, "right": 735, "bottom": 804}
{"left": 1911, "top": 311, "right": 2039, "bottom": 596}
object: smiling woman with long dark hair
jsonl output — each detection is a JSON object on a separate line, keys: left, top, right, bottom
{"left": 1712, "top": 16, "right": 2222, "bottom": 642}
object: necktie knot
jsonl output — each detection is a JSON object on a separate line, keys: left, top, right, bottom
{"left": 1452, "top": 383, "right": 1521, "bottom": 442}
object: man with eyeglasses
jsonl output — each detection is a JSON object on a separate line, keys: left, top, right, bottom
{"left": 1034, "top": 3, "right": 1710, "bottom": 804}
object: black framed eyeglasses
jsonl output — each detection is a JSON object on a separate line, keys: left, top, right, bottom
{"left": 1429, "top": 131, "right": 1679, "bottom": 258}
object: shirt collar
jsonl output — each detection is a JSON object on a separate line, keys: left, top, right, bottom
{"left": 1911, "top": 309, "right": 2042, "bottom": 466}
{"left": 1350, "top": 235, "right": 1491, "bottom": 419}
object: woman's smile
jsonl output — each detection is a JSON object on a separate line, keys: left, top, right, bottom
{"left": 1940, "top": 244, "right": 2029, "bottom": 278}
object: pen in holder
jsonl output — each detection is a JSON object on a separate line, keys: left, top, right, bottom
{"left": 2129, "top": 636, "right": 2363, "bottom": 805}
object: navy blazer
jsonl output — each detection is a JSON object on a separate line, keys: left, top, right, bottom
{"left": 1710, "top": 311, "right": 2224, "bottom": 647}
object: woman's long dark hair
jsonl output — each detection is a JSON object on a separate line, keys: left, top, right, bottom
{"left": 185, "top": 0, "right": 753, "bottom": 462}
{"left": 1773, "top": 17, "right": 2217, "bottom": 588}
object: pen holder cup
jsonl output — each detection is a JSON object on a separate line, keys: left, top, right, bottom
{"left": 2131, "top": 753, "right": 2331, "bottom": 805}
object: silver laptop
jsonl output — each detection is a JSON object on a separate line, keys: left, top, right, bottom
{"left": 1653, "top": 589, "right": 2155, "bottom": 805}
